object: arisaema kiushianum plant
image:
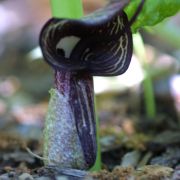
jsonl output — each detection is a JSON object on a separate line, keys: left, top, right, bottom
{"left": 38, "top": 0, "right": 180, "bottom": 171}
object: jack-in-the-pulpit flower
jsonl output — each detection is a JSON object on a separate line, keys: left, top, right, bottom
{"left": 40, "top": 0, "right": 144, "bottom": 170}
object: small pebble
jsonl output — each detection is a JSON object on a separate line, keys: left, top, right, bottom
{"left": 19, "top": 173, "right": 34, "bottom": 180}
{"left": 35, "top": 177, "right": 51, "bottom": 180}
{"left": 172, "top": 166, "right": 180, "bottom": 180}
{"left": 0, "top": 174, "right": 9, "bottom": 180}
{"left": 4, "top": 167, "right": 13, "bottom": 172}
{"left": 56, "top": 176, "right": 68, "bottom": 180}
{"left": 8, "top": 172, "right": 15, "bottom": 178}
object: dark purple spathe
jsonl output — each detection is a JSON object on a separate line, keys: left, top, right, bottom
{"left": 40, "top": 0, "right": 144, "bottom": 169}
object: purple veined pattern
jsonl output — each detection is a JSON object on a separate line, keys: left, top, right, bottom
{"left": 55, "top": 70, "right": 96, "bottom": 168}
{"left": 39, "top": 1, "right": 132, "bottom": 76}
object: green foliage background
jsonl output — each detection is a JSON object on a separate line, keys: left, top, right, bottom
{"left": 125, "top": 0, "right": 180, "bottom": 32}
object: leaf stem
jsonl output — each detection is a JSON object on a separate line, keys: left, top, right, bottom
{"left": 90, "top": 100, "right": 101, "bottom": 171}
{"left": 133, "top": 33, "right": 156, "bottom": 119}
{"left": 50, "top": 0, "right": 83, "bottom": 19}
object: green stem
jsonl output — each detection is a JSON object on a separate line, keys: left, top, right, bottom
{"left": 50, "top": 0, "right": 83, "bottom": 18}
{"left": 50, "top": 0, "right": 101, "bottom": 171}
{"left": 90, "top": 100, "right": 101, "bottom": 171}
{"left": 133, "top": 33, "right": 156, "bottom": 119}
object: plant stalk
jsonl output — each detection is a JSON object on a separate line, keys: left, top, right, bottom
{"left": 50, "top": 0, "right": 83, "bottom": 18}
{"left": 133, "top": 33, "right": 156, "bottom": 119}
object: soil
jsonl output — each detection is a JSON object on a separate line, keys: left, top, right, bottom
{"left": 0, "top": 90, "right": 180, "bottom": 179}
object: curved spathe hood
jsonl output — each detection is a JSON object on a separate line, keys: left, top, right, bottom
{"left": 40, "top": 0, "right": 132, "bottom": 76}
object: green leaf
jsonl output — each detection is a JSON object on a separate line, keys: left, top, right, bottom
{"left": 125, "top": 0, "right": 180, "bottom": 32}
